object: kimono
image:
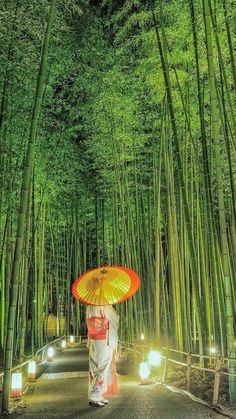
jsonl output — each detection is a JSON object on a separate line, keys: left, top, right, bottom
{"left": 86, "top": 305, "right": 119, "bottom": 401}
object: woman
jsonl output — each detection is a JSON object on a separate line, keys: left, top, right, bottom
{"left": 86, "top": 304, "right": 119, "bottom": 407}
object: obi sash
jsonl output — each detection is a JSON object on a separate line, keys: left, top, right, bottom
{"left": 86, "top": 316, "right": 109, "bottom": 340}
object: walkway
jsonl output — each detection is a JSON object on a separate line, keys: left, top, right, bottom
{"left": 4, "top": 345, "right": 227, "bottom": 418}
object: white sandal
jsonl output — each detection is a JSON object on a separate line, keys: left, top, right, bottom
{"left": 101, "top": 397, "right": 109, "bottom": 404}
{"left": 89, "top": 400, "right": 105, "bottom": 407}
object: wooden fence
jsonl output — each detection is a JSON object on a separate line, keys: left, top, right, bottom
{"left": 118, "top": 341, "right": 236, "bottom": 407}
{"left": 1, "top": 336, "right": 235, "bottom": 408}
{"left": 0, "top": 335, "right": 72, "bottom": 391}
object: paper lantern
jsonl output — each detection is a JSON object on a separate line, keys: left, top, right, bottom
{"left": 139, "top": 362, "right": 150, "bottom": 384}
{"left": 10, "top": 373, "right": 22, "bottom": 398}
{"left": 28, "top": 361, "right": 36, "bottom": 381}
{"left": 47, "top": 346, "right": 54, "bottom": 361}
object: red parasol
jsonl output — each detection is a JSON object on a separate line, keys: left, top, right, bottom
{"left": 72, "top": 266, "right": 140, "bottom": 306}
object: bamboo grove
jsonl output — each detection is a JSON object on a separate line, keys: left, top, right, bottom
{"left": 0, "top": 0, "right": 236, "bottom": 408}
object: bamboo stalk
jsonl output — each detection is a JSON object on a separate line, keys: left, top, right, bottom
{"left": 1, "top": 0, "right": 57, "bottom": 411}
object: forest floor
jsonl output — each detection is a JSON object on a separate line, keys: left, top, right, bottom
{"left": 165, "top": 364, "right": 229, "bottom": 404}
{"left": 0, "top": 346, "right": 235, "bottom": 419}
{"left": 163, "top": 364, "right": 236, "bottom": 418}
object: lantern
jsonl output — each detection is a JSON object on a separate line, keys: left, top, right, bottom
{"left": 70, "top": 336, "right": 75, "bottom": 344}
{"left": 10, "top": 373, "right": 22, "bottom": 398}
{"left": 28, "top": 361, "right": 36, "bottom": 381}
{"left": 47, "top": 346, "right": 54, "bottom": 361}
{"left": 139, "top": 362, "right": 150, "bottom": 384}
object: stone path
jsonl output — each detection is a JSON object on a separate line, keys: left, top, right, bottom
{"left": 1, "top": 346, "right": 229, "bottom": 419}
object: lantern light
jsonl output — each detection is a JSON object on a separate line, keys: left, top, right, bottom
{"left": 11, "top": 373, "right": 22, "bottom": 398}
{"left": 148, "top": 350, "right": 162, "bottom": 367}
{"left": 28, "top": 360, "right": 36, "bottom": 381}
{"left": 70, "top": 336, "right": 75, "bottom": 344}
{"left": 139, "top": 362, "right": 151, "bottom": 384}
{"left": 209, "top": 347, "right": 216, "bottom": 354}
{"left": 61, "top": 339, "right": 66, "bottom": 349}
{"left": 140, "top": 333, "right": 145, "bottom": 341}
{"left": 47, "top": 346, "right": 54, "bottom": 361}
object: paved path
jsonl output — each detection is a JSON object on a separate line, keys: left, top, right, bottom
{"left": 3, "top": 345, "right": 228, "bottom": 419}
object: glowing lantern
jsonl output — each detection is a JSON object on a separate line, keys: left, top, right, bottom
{"left": 148, "top": 350, "right": 162, "bottom": 367}
{"left": 11, "top": 373, "right": 22, "bottom": 398}
{"left": 47, "top": 346, "right": 54, "bottom": 361}
{"left": 28, "top": 361, "right": 36, "bottom": 381}
{"left": 140, "top": 333, "right": 145, "bottom": 341}
{"left": 70, "top": 336, "right": 75, "bottom": 344}
{"left": 61, "top": 339, "right": 66, "bottom": 349}
{"left": 209, "top": 347, "right": 216, "bottom": 354}
{"left": 139, "top": 362, "right": 150, "bottom": 384}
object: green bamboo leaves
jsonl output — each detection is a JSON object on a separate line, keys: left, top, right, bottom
{"left": 0, "top": 0, "right": 235, "bottom": 408}
{"left": 2, "top": 0, "right": 57, "bottom": 412}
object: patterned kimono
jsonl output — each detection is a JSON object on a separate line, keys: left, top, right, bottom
{"left": 86, "top": 305, "right": 119, "bottom": 401}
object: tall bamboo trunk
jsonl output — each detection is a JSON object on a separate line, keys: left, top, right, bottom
{"left": 1, "top": 0, "right": 56, "bottom": 412}
{"left": 19, "top": 178, "right": 32, "bottom": 361}
{"left": 151, "top": 1, "right": 204, "bottom": 355}
{"left": 202, "top": 0, "right": 236, "bottom": 402}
